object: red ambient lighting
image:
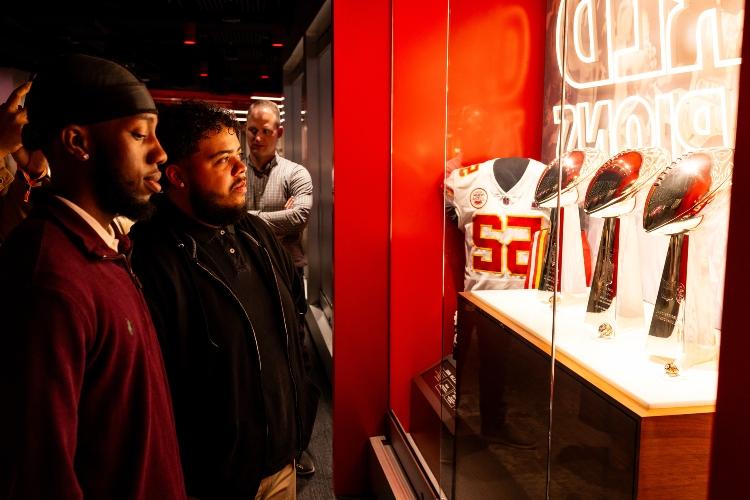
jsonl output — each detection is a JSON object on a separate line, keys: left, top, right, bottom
{"left": 183, "top": 21, "right": 197, "bottom": 45}
{"left": 199, "top": 72, "right": 209, "bottom": 77}
{"left": 271, "top": 43, "right": 284, "bottom": 47}
{"left": 260, "top": 75, "right": 270, "bottom": 79}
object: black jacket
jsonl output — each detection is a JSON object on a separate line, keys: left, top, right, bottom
{"left": 130, "top": 200, "right": 312, "bottom": 499}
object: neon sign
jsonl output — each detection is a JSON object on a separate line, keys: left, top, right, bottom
{"left": 550, "top": 0, "right": 743, "bottom": 158}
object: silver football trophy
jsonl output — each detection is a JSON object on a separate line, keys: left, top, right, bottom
{"left": 583, "top": 148, "right": 670, "bottom": 337}
{"left": 534, "top": 148, "right": 604, "bottom": 297}
{"left": 643, "top": 148, "right": 733, "bottom": 375}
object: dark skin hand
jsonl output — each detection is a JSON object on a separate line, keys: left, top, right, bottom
{"left": 12, "top": 148, "right": 48, "bottom": 178}
{"left": 0, "top": 81, "right": 31, "bottom": 157}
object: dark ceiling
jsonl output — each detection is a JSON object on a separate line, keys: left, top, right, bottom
{"left": 0, "top": 1, "right": 325, "bottom": 96}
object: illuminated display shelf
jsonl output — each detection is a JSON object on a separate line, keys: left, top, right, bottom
{"left": 468, "top": 289, "right": 717, "bottom": 415}
{"left": 457, "top": 291, "right": 714, "bottom": 498}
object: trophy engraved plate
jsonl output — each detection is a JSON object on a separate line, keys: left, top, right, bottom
{"left": 587, "top": 218, "right": 619, "bottom": 313}
{"left": 649, "top": 234, "right": 688, "bottom": 339}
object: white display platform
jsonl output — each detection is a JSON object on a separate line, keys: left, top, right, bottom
{"left": 471, "top": 289, "right": 718, "bottom": 410}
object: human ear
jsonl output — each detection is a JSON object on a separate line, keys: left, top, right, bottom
{"left": 61, "top": 125, "right": 91, "bottom": 161}
{"left": 165, "top": 163, "right": 186, "bottom": 188}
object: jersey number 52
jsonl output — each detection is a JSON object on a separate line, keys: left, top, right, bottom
{"left": 472, "top": 214, "right": 542, "bottom": 275}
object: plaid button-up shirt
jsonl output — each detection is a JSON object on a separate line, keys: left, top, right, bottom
{"left": 247, "top": 153, "right": 313, "bottom": 267}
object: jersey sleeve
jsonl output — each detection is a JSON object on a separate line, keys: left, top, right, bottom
{"left": 445, "top": 163, "right": 483, "bottom": 222}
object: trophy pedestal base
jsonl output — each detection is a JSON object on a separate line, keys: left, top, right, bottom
{"left": 647, "top": 335, "right": 683, "bottom": 367}
{"left": 647, "top": 343, "right": 717, "bottom": 375}
{"left": 682, "top": 344, "right": 717, "bottom": 371}
{"left": 537, "top": 290, "right": 590, "bottom": 306}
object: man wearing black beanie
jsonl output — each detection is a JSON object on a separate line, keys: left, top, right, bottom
{"left": 0, "top": 54, "right": 186, "bottom": 500}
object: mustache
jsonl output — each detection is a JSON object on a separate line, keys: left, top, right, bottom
{"left": 231, "top": 176, "right": 247, "bottom": 189}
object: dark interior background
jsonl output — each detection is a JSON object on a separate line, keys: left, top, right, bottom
{"left": 0, "top": 1, "right": 326, "bottom": 95}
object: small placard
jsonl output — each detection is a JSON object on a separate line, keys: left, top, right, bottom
{"left": 421, "top": 357, "right": 457, "bottom": 411}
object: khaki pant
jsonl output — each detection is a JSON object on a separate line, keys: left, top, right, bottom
{"left": 254, "top": 463, "right": 296, "bottom": 500}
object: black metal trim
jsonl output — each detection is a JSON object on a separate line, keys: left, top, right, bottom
{"left": 386, "top": 410, "right": 440, "bottom": 500}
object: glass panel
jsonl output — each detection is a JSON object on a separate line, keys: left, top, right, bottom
{"left": 389, "top": 1, "right": 451, "bottom": 497}
{"left": 390, "top": 0, "right": 743, "bottom": 497}
{"left": 548, "top": 1, "right": 743, "bottom": 498}
{"left": 444, "top": 0, "right": 558, "bottom": 498}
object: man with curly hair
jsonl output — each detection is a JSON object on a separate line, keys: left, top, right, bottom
{"left": 130, "top": 100, "right": 313, "bottom": 500}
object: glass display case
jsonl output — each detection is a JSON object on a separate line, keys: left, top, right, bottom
{"left": 385, "top": 0, "right": 744, "bottom": 498}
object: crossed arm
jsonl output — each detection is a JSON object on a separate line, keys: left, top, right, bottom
{"left": 249, "top": 164, "right": 313, "bottom": 236}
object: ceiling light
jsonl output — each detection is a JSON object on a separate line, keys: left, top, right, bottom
{"left": 250, "top": 96, "right": 285, "bottom": 101}
{"left": 183, "top": 22, "right": 197, "bottom": 45}
{"left": 271, "top": 43, "right": 284, "bottom": 48}
{"left": 260, "top": 75, "right": 270, "bottom": 79}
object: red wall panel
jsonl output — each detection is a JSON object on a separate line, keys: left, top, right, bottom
{"left": 709, "top": 8, "right": 750, "bottom": 498}
{"left": 389, "top": 0, "right": 449, "bottom": 432}
{"left": 332, "top": 0, "right": 391, "bottom": 494}
{"left": 446, "top": 0, "right": 546, "bottom": 163}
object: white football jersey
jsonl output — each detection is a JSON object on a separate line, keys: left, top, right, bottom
{"left": 446, "top": 158, "right": 549, "bottom": 291}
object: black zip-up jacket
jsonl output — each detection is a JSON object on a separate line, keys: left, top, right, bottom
{"left": 130, "top": 200, "right": 312, "bottom": 499}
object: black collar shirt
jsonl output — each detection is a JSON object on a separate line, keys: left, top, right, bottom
{"left": 182, "top": 217, "right": 298, "bottom": 475}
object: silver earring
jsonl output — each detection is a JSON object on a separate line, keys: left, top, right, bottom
{"left": 82, "top": 153, "right": 90, "bottom": 160}
{"left": 179, "top": 182, "right": 185, "bottom": 188}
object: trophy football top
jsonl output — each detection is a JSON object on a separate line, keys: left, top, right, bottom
{"left": 643, "top": 148, "right": 734, "bottom": 234}
{"left": 584, "top": 148, "right": 669, "bottom": 217}
{"left": 534, "top": 148, "right": 605, "bottom": 206}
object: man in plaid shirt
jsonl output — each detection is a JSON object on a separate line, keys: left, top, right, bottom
{"left": 245, "top": 100, "right": 313, "bottom": 269}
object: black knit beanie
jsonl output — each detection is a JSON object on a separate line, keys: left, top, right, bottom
{"left": 22, "top": 54, "right": 157, "bottom": 150}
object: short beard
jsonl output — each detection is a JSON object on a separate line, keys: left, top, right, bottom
{"left": 189, "top": 189, "right": 246, "bottom": 226}
{"left": 92, "top": 152, "right": 155, "bottom": 221}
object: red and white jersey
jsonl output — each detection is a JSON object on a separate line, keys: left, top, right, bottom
{"left": 446, "top": 158, "right": 549, "bottom": 291}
